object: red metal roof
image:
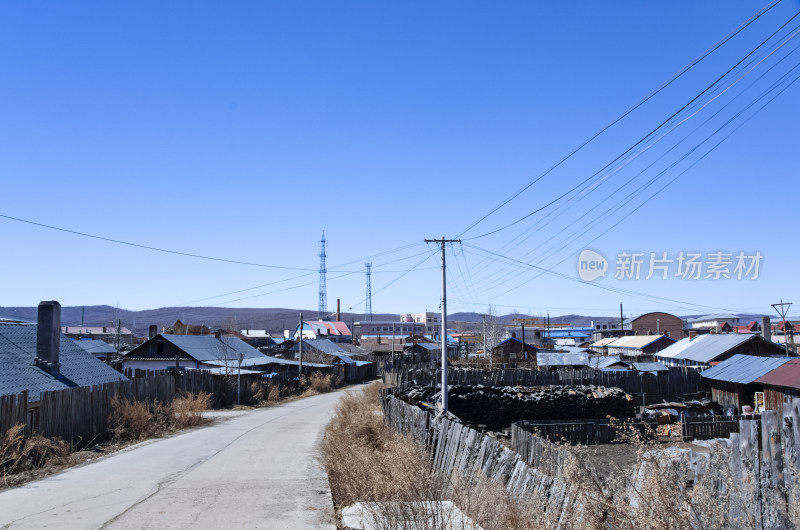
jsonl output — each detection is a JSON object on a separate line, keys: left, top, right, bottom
{"left": 755, "top": 359, "right": 800, "bottom": 390}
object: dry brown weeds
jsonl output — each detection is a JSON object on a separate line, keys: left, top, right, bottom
{"left": 0, "top": 425, "right": 69, "bottom": 476}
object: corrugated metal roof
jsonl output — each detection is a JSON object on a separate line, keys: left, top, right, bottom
{"left": 607, "top": 335, "right": 674, "bottom": 349}
{"left": 592, "top": 337, "right": 619, "bottom": 347}
{"left": 536, "top": 351, "right": 589, "bottom": 366}
{"left": 655, "top": 337, "right": 696, "bottom": 359}
{"left": 688, "top": 314, "right": 740, "bottom": 323}
{"left": 0, "top": 322, "right": 126, "bottom": 401}
{"left": 700, "top": 354, "right": 793, "bottom": 384}
{"left": 72, "top": 339, "right": 116, "bottom": 355}
{"left": 161, "top": 334, "right": 265, "bottom": 362}
{"left": 589, "top": 355, "right": 623, "bottom": 369}
{"left": 754, "top": 359, "right": 800, "bottom": 389}
{"left": 631, "top": 362, "right": 669, "bottom": 372}
{"left": 658, "top": 334, "right": 756, "bottom": 364}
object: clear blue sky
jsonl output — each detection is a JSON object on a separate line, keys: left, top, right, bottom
{"left": 1, "top": 1, "right": 798, "bottom": 319}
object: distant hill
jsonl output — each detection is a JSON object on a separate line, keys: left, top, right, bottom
{"left": 0, "top": 305, "right": 771, "bottom": 336}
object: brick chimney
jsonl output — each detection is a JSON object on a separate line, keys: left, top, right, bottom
{"left": 35, "top": 301, "right": 61, "bottom": 375}
{"left": 149, "top": 324, "right": 158, "bottom": 340}
{"left": 761, "top": 316, "right": 771, "bottom": 342}
{"left": 688, "top": 330, "right": 697, "bottom": 340}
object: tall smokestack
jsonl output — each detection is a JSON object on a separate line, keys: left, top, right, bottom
{"left": 761, "top": 316, "right": 771, "bottom": 342}
{"left": 36, "top": 301, "right": 61, "bottom": 375}
{"left": 336, "top": 299, "right": 341, "bottom": 322}
{"left": 149, "top": 325, "right": 158, "bottom": 340}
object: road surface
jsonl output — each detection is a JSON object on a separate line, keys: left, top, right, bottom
{"left": 0, "top": 386, "right": 362, "bottom": 529}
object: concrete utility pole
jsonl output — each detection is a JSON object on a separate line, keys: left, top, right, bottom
{"left": 482, "top": 314, "right": 488, "bottom": 370}
{"left": 425, "top": 237, "right": 460, "bottom": 414}
{"left": 392, "top": 322, "right": 396, "bottom": 362}
{"left": 298, "top": 312, "right": 303, "bottom": 376}
{"left": 771, "top": 300, "right": 793, "bottom": 356}
{"left": 620, "top": 303, "right": 624, "bottom": 337}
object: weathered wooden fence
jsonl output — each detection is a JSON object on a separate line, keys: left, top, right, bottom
{"left": 1, "top": 363, "right": 376, "bottom": 448}
{"left": 513, "top": 418, "right": 660, "bottom": 446}
{"left": 381, "top": 391, "right": 571, "bottom": 505}
{"left": 0, "top": 391, "right": 29, "bottom": 437}
{"left": 384, "top": 362, "right": 704, "bottom": 404}
{"left": 681, "top": 414, "right": 755, "bottom": 441}
{"left": 383, "top": 389, "right": 800, "bottom": 529}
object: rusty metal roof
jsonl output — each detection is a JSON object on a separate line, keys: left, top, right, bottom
{"left": 755, "top": 359, "right": 800, "bottom": 389}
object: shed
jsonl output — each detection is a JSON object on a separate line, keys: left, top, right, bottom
{"left": 754, "top": 359, "right": 800, "bottom": 413}
{"left": 656, "top": 334, "right": 786, "bottom": 367}
{"left": 606, "top": 335, "right": 676, "bottom": 357}
{"left": 700, "top": 354, "right": 794, "bottom": 411}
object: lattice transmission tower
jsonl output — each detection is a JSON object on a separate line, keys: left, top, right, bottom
{"left": 364, "top": 262, "right": 373, "bottom": 321}
{"left": 318, "top": 232, "right": 328, "bottom": 320}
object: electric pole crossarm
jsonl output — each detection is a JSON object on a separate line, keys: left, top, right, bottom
{"left": 424, "top": 237, "right": 461, "bottom": 414}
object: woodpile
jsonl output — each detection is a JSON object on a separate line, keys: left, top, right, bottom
{"left": 400, "top": 384, "right": 634, "bottom": 431}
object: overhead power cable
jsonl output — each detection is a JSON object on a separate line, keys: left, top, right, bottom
{"left": 459, "top": 6, "right": 799, "bottom": 240}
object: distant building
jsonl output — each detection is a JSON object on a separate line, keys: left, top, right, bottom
{"left": 121, "top": 333, "right": 271, "bottom": 372}
{"left": 688, "top": 314, "right": 741, "bottom": 331}
{"left": 490, "top": 337, "right": 539, "bottom": 362}
{"left": 536, "top": 350, "right": 590, "bottom": 370}
{"left": 62, "top": 325, "right": 133, "bottom": 348}
{"left": 400, "top": 312, "right": 441, "bottom": 334}
{"left": 624, "top": 312, "right": 684, "bottom": 338}
{"left": 293, "top": 321, "right": 352, "bottom": 343}
{"left": 1, "top": 301, "right": 126, "bottom": 401}
{"left": 71, "top": 338, "right": 117, "bottom": 362}
{"left": 605, "top": 335, "right": 676, "bottom": 357}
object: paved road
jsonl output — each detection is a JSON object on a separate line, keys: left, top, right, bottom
{"left": 0, "top": 386, "right": 362, "bottom": 529}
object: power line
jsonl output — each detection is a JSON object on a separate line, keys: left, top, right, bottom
{"left": 460, "top": 8, "right": 800, "bottom": 241}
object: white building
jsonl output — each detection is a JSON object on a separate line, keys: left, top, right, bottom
{"left": 689, "top": 314, "right": 741, "bottom": 330}
{"left": 400, "top": 312, "right": 440, "bottom": 334}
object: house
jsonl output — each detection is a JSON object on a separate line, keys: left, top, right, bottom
{"left": 490, "top": 337, "right": 539, "bottom": 361}
{"left": 754, "top": 359, "right": 800, "bottom": 414}
{"left": 624, "top": 312, "right": 684, "bottom": 338}
{"left": 294, "top": 321, "right": 352, "bottom": 343}
{"left": 62, "top": 325, "right": 134, "bottom": 348}
{"left": 357, "top": 320, "right": 429, "bottom": 338}
{"left": 121, "top": 333, "right": 271, "bottom": 372}
{"left": 1, "top": 301, "right": 126, "bottom": 401}
{"left": 605, "top": 335, "right": 676, "bottom": 357}
{"left": 290, "top": 339, "right": 357, "bottom": 364}
{"left": 71, "top": 338, "right": 117, "bottom": 362}
{"left": 590, "top": 337, "right": 619, "bottom": 355}
{"left": 688, "top": 314, "right": 741, "bottom": 332}
{"left": 163, "top": 320, "right": 212, "bottom": 336}
{"left": 536, "top": 351, "right": 590, "bottom": 370}
{"left": 700, "top": 354, "right": 794, "bottom": 412}
{"left": 238, "top": 329, "right": 274, "bottom": 348}
{"left": 734, "top": 321, "right": 760, "bottom": 334}
{"left": 655, "top": 334, "right": 787, "bottom": 367}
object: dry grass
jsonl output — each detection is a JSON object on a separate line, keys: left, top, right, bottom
{"left": 321, "top": 385, "right": 784, "bottom": 530}
{"left": 300, "top": 371, "right": 336, "bottom": 398}
{"left": 322, "top": 384, "right": 546, "bottom": 529}
{"left": 0, "top": 424, "right": 69, "bottom": 476}
{"left": 110, "top": 392, "right": 211, "bottom": 441}
{"left": 172, "top": 392, "right": 211, "bottom": 428}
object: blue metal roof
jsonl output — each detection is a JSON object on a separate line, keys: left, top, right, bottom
{"left": 160, "top": 334, "right": 265, "bottom": 362}
{"left": 0, "top": 323, "right": 126, "bottom": 401}
{"left": 700, "top": 354, "right": 794, "bottom": 384}
{"left": 589, "top": 355, "right": 624, "bottom": 369}
{"left": 72, "top": 338, "right": 116, "bottom": 355}
{"left": 631, "top": 362, "right": 669, "bottom": 372}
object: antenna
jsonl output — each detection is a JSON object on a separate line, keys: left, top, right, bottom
{"left": 365, "top": 262, "right": 373, "bottom": 321}
{"left": 318, "top": 231, "right": 328, "bottom": 320}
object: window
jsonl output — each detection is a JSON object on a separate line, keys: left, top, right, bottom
{"left": 156, "top": 342, "right": 164, "bottom": 356}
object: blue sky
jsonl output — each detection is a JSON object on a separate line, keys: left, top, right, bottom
{"left": 1, "top": 1, "right": 798, "bottom": 319}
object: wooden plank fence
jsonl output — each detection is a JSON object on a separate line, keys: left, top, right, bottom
{"left": 383, "top": 390, "right": 800, "bottom": 530}
{"left": 381, "top": 391, "right": 571, "bottom": 508}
